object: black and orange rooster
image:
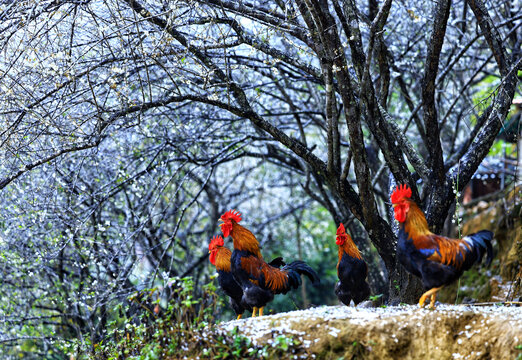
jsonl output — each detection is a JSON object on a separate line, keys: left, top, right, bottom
{"left": 208, "top": 235, "right": 285, "bottom": 319}
{"left": 391, "top": 184, "right": 493, "bottom": 308}
{"left": 335, "top": 223, "right": 371, "bottom": 306}
{"left": 219, "top": 210, "right": 320, "bottom": 317}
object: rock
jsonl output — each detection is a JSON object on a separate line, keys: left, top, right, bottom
{"left": 461, "top": 297, "right": 476, "bottom": 304}
{"left": 219, "top": 304, "right": 522, "bottom": 359}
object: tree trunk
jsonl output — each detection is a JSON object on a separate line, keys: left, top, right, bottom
{"left": 295, "top": 215, "right": 309, "bottom": 308}
{"left": 388, "top": 261, "right": 425, "bottom": 305}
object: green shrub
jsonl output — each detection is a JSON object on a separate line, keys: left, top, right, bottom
{"left": 69, "top": 276, "right": 304, "bottom": 359}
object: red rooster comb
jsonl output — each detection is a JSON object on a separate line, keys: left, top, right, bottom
{"left": 336, "top": 223, "right": 346, "bottom": 236}
{"left": 209, "top": 235, "right": 224, "bottom": 250}
{"left": 220, "top": 209, "right": 242, "bottom": 223}
{"left": 391, "top": 184, "right": 412, "bottom": 203}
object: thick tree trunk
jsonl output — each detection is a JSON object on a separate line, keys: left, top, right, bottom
{"left": 388, "top": 261, "right": 425, "bottom": 305}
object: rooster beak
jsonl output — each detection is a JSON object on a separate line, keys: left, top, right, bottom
{"left": 208, "top": 250, "right": 212, "bottom": 254}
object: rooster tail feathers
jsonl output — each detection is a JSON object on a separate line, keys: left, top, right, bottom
{"left": 268, "top": 260, "right": 320, "bottom": 294}
{"left": 270, "top": 260, "right": 319, "bottom": 294}
{"left": 268, "top": 257, "right": 286, "bottom": 268}
{"left": 284, "top": 260, "right": 320, "bottom": 285}
{"left": 464, "top": 230, "right": 494, "bottom": 267}
{"left": 475, "top": 230, "right": 494, "bottom": 266}
{"left": 256, "top": 259, "right": 320, "bottom": 294}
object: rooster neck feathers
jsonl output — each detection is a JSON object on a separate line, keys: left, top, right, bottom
{"left": 231, "top": 221, "right": 263, "bottom": 258}
{"left": 336, "top": 223, "right": 362, "bottom": 261}
{"left": 391, "top": 184, "right": 431, "bottom": 239}
{"left": 214, "top": 247, "right": 232, "bottom": 272}
{"left": 402, "top": 201, "right": 432, "bottom": 240}
{"left": 337, "top": 240, "right": 362, "bottom": 262}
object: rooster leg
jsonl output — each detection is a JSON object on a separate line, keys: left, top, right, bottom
{"left": 429, "top": 287, "right": 442, "bottom": 309}
{"left": 419, "top": 287, "right": 442, "bottom": 308}
{"left": 419, "top": 288, "right": 439, "bottom": 307}
{"left": 259, "top": 307, "right": 264, "bottom": 316}
{"left": 236, "top": 314, "right": 242, "bottom": 320}
{"left": 252, "top": 307, "right": 257, "bottom": 317}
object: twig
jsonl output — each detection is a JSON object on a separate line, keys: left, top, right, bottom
{"left": 469, "top": 301, "right": 522, "bottom": 306}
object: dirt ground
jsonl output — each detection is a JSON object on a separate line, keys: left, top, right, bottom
{"left": 219, "top": 304, "right": 522, "bottom": 359}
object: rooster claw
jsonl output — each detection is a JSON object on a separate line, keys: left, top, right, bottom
{"left": 418, "top": 286, "right": 442, "bottom": 309}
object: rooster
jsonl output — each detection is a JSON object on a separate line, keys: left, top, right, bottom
{"left": 208, "top": 235, "right": 285, "bottom": 319}
{"left": 391, "top": 184, "right": 493, "bottom": 308}
{"left": 335, "top": 223, "right": 371, "bottom": 306}
{"left": 219, "top": 210, "right": 320, "bottom": 316}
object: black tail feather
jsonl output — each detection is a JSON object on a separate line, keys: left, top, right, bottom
{"left": 467, "top": 230, "right": 494, "bottom": 267}
{"left": 284, "top": 260, "right": 320, "bottom": 285}
{"left": 268, "top": 256, "right": 286, "bottom": 268}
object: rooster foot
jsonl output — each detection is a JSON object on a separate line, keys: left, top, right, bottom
{"left": 419, "top": 287, "right": 442, "bottom": 309}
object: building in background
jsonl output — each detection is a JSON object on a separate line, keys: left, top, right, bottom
{"left": 462, "top": 98, "right": 521, "bottom": 204}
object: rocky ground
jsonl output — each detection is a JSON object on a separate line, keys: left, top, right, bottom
{"left": 219, "top": 304, "right": 522, "bottom": 359}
